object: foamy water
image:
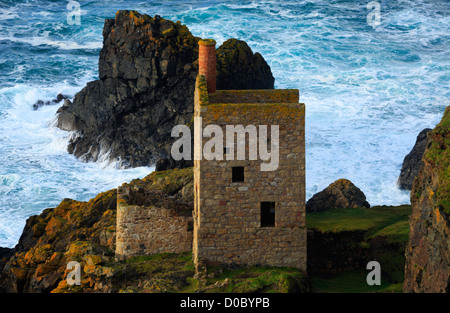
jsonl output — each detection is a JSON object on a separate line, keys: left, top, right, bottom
{"left": 0, "top": 0, "right": 449, "bottom": 247}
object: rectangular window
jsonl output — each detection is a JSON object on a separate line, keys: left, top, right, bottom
{"left": 232, "top": 166, "right": 244, "bottom": 182}
{"left": 261, "top": 202, "right": 275, "bottom": 227}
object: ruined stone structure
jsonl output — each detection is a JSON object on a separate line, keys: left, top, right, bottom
{"left": 115, "top": 184, "right": 193, "bottom": 260}
{"left": 193, "top": 39, "right": 306, "bottom": 270}
{"left": 115, "top": 39, "right": 306, "bottom": 272}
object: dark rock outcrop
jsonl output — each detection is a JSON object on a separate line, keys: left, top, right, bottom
{"left": 33, "top": 94, "right": 68, "bottom": 110}
{"left": 155, "top": 158, "right": 191, "bottom": 172}
{"left": 0, "top": 247, "right": 12, "bottom": 260}
{"left": 56, "top": 10, "right": 274, "bottom": 168}
{"left": 216, "top": 38, "right": 274, "bottom": 90}
{"left": 398, "top": 128, "right": 432, "bottom": 190}
{"left": 306, "top": 179, "right": 370, "bottom": 213}
{"left": 403, "top": 106, "right": 449, "bottom": 293}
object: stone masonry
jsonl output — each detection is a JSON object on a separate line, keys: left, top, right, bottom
{"left": 115, "top": 184, "right": 193, "bottom": 260}
{"left": 193, "top": 39, "right": 306, "bottom": 271}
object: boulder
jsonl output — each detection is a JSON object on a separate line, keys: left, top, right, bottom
{"left": 398, "top": 128, "right": 432, "bottom": 190}
{"left": 56, "top": 10, "right": 274, "bottom": 169}
{"left": 306, "top": 179, "right": 370, "bottom": 213}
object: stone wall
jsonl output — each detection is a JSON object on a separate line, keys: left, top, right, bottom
{"left": 193, "top": 75, "right": 307, "bottom": 270}
{"left": 208, "top": 89, "right": 299, "bottom": 104}
{"left": 115, "top": 185, "right": 193, "bottom": 260}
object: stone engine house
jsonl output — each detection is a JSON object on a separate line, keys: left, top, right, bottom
{"left": 115, "top": 38, "right": 306, "bottom": 272}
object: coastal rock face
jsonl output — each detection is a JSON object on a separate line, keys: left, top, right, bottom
{"left": 0, "top": 168, "right": 193, "bottom": 293}
{"left": 306, "top": 179, "right": 370, "bottom": 213}
{"left": 403, "top": 106, "right": 450, "bottom": 293}
{"left": 0, "top": 190, "right": 118, "bottom": 293}
{"left": 398, "top": 128, "right": 432, "bottom": 190}
{"left": 56, "top": 10, "right": 274, "bottom": 168}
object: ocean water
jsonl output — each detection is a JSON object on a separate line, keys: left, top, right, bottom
{"left": 0, "top": 0, "right": 448, "bottom": 247}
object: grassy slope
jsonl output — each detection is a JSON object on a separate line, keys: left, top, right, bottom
{"left": 307, "top": 205, "right": 411, "bottom": 243}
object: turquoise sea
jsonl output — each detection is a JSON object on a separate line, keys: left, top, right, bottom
{"left": 0, "top": 0, "right": 448, "bottom": 247}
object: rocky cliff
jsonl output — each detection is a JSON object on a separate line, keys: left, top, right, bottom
{"left": 56, "top": 10, "right": 274, "bottom": 168}
{"left": 403, "top": 106, "right": 449, "bottom": 293}
{"left": 398, "top": 128, "right": 432, "bottom": 190}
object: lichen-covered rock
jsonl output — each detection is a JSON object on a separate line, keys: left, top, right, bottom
{"left": 403, "top": 106, "right": 450, "bottom": 293}
{"left": 0, "top": 189, "right": 118, "bottom": 293}
{"left": 56, "top": 10, "right": 274, "bottom": 168}
{"left": 398, "top": 128, "right": 432, "bottom": 190}
{"left": 306, "top": 179, "right": 370, "bottom": 213}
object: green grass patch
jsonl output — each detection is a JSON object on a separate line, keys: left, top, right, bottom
{"left": 371, "top": 219, "right": 410, "bottom": 243}
{"left": 307, "top": 205, "right": 411, "bottom": 243}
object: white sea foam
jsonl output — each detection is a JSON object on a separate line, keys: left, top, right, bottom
{"left": 0, "top": 82, "right": 152, "bottom": 247}
{"left": 0, "top": 33, "right": 103, "bottom": 50}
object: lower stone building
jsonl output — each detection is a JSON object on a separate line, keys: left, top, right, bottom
{"left": 115, "top": 184, "right": 193, "bottom": 260}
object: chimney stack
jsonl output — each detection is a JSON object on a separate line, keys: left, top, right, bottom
{"left": 198, "top": 39, "right": 216, "bottom": 93}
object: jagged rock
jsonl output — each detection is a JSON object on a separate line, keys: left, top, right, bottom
{"left": 216, "top": 38, "right": 274, "bottom": 90}
{"left": 306, "top": 179, "right": 370, "bottom": 213}
{"left": 398, "top": 128, "right": 432, "bottom": 190}
{"left": 403, "top": 106, "right": 450, "bottom": 293}
{"left": 0, "top": 190, "right": 117, "bottom": 293}
{"left": 56, "top": 10, "right": 274, "bottom": 168}
{"left": 32, "top": 94, "right": 68, "bottom": 110}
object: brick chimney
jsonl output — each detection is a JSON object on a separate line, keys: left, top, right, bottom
{"left": 198, "top": 39, "right": 216, "bottom": 93}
